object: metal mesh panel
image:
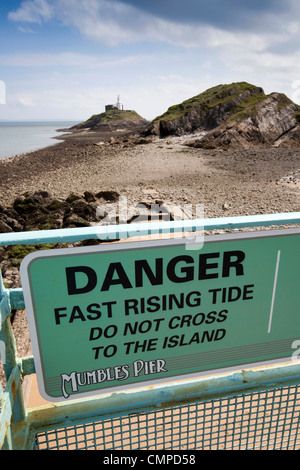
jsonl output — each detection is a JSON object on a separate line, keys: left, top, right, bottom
{"left": 35, "top": 383, "right": 300, "bottom": 450}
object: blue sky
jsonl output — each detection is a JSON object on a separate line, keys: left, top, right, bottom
{"left": 1, "top": 0, "right": 300, "bottom": 122}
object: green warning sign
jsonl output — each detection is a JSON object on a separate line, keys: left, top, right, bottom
{"left": 20, "top": 229, "right": 300, "bottom": 401}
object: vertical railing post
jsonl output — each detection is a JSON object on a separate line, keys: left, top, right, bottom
{"left": 0, "top": 269, "right": 26, "bottom": 428}
{"left": 0, "top": 377, "right": 3, "bottom": 414}
{"left": 0, "top": 268, "right": 7, "bottom": 399}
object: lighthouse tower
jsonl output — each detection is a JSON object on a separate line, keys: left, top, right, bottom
{"left": 116, "top": 95, "right": 123, "bottom": 110}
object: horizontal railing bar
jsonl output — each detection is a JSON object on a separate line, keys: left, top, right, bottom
{"left": 18, "top": 356, "right": 35, "bottom": 377}
{"left": 0, "top": 212, "right": 300, "bottom": 246}
{"left": 9, "top": 290, "right": 24, "bottom": 311}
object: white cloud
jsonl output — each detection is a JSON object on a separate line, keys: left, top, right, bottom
{"left": 17, "top": 95, "right": 37, "bottom": 107}
{"left": 8, "top": 0, "right": 300, "bottom": 52}
{"left": 17, "top": 26, "right": 36, "bottom": 33}
{"left": 8, "top": 0, "right": 54, "bottom": 24}
{"left": 0, "top": 52, "right": 143, "bottom": 68}
{"left": 6, "top": 0, "right": 282, "bottom": 50}
{"left": 6, "top": 85, "right": 108, "bottom": 119}
{"left": 292, "top": 80, "right": 300, "bottom": 104}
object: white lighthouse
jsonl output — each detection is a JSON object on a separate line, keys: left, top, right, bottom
{"left": 116, "top": 95, "right": 123, "bottom": 110}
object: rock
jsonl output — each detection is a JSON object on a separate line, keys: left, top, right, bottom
{"left": 0, "top": 219, "right": 13, "bottom": 233}
{"left": 134, "top": 137, "right": 152, "bottom": 145}
{"left": 84, "top": 191, "right": 96, "bottom": 203}
{"left": 63, "top": 214, "right": 90, "bottom": 228}
{"left": 3, "top": 216, "right": 23, "bottom": 232}
{"left": 66, "top": 193, "right": 82, "bottom": 203}
{"left": 13, "top": 196, "right": 39, "bottom": 215}
{"left": 95, "top": 203, "right": 119, "bottom": 224}
{"left": 273, "top": 126, "right": 300, "bottom": 148}
{"left": 67, "top": 198, "right": 96, "bottom": 221}
{"left": 0, "top": 207, "right": 24, "bottom": 232}
{"left": 11, "top": 191, "right": 69, "bottom": 230}
{"left": 95, "top": 190, "right": 120, "bottom": 202}
{"left": 31, "top": 190, "right": 53, "bottom": 205}
{"left": 46, "top": 199, "right": 66, "bottom": 212}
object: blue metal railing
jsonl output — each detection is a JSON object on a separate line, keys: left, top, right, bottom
{"left": 1, "top": 212, "right": 300, "bottom": 247}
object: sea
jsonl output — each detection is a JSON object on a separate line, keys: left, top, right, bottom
{"left": 0, "top": 121, "right": 78, "bottom": 160}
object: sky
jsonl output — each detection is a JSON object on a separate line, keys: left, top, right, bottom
{"left": 1, "top": 0, "right": 300, "bottom": 122}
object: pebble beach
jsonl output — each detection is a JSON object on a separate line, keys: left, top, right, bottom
{"left": 1, "top": 127, "right": 300, "bottom": 390}
{"left": 1, "top": 128, "right": 300, "bottom": 217}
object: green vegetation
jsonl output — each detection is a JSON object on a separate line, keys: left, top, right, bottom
{"left": 219, "top": 90, "right": 299, "bottom": 126}
{"left": 153, "top": 82, "right": 263, "bottom": 123}
{"left": 275, "top": 93, "right": 295, "bottom": 110}
{"left": 7, "top": 244, "right": 59, "bottom": 268}
{"left": 226, "top": 93, "right": 269, "bottom": 123}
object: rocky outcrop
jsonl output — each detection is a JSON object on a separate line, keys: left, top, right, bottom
{"left": 186, "top": 93, "right": 300, "bottom": 149}
{"left": 147, "top": 82, "right": 300, "bottom": 148}
{"left": 0, "top": 189, "right": 191, "bottom": 273}
{"left": 0, "top": 189, "right": 184, "bottom": 235}
{"left": 0, "top": 189, "right": 121, "bottom": 233}
{"left": 0, "top": 189, "right": 201, "bottom": 287}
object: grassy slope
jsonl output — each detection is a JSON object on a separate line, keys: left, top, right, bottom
{"left": 152, "top": 82, "right": 296, "bottom": 125}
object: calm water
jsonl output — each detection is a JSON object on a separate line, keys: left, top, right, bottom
{"left": 0, "top": 121, "right": 78, "bottom": 160}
